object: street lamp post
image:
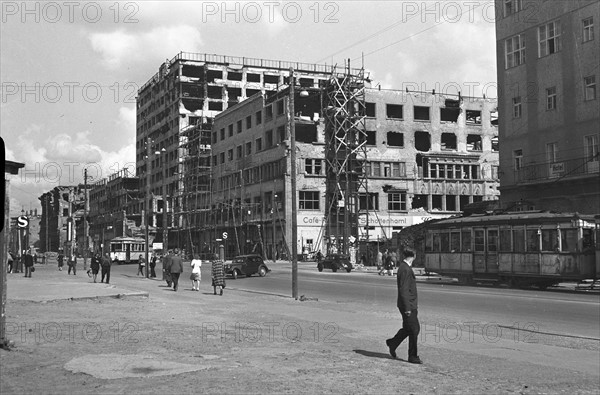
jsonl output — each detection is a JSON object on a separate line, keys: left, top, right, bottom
{"left": 289, "top": 67, "right": 298, "bottom": 300}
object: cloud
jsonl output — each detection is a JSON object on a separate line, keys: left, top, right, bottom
{"left": 89, "top": 25, "right": 203, "bottom": 70}
{"left": 89, "top": 30, "right": 137, "bottom": 70}
{"left": 117, "top": 106, "right": 136, "bottom": 131}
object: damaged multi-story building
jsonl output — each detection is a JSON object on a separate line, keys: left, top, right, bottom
{"left": 209, "top": 81, "right": 499, "bottom": 259}
{"left": 87, "top": 169, "right": 141, "bottom": 254}
{"left": 135, "top": 52, "right": 362, "bottom": 252}
{"left": 38, "top": 185, "right": 90, "bottom": 256}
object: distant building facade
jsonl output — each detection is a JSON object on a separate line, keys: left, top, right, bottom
{"left": 495, "top": 0, "right": 599, "bottom": 213}
{"left": 208, "top": 86, "right": 499, "bottom": 259}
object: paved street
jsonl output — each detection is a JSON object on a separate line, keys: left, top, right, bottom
{"left": 2, "top": 260, "right": 598, "bottom": 394}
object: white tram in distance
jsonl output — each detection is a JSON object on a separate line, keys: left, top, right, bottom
{"left": 109, "top": 237, "right": 147, "bottom": 264}
{"left": 423, "top": 211, "right": 598, "bottom": 289}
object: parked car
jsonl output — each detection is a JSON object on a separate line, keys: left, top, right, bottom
{"left": 317, "top": 254, "right": 352, "bottom": 273}
{"left": 225, "top": 255, "right": 271, "bottom": 279}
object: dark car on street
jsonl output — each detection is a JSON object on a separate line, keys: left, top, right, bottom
{"left": 317, "top": 254, "right": 352, "bottom": 273}
{"left": 225, "top": 255, "right": 271, "bottom": 279}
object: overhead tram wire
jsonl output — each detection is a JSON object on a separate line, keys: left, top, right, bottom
{"left": 316, "top": 2, "right": 487, "bottom": 65}
{"left": 352, "top": 2, "right": 486, "bottom": 63}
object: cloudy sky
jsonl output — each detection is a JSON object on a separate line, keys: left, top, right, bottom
{"left": 1, "top": 0, "right": 498, "bottom": 215}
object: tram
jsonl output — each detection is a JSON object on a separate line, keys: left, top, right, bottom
{"left": 109, "top": 237, "right": 147, "bottom": 264}
{"left": 422, "top": 211, "right": 597, "bottom": 288}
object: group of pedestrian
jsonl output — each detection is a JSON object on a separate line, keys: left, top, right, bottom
{"left": 6, "top": 250, "right": 35, "bottom": 277}
{"left": 156, "top": 249, "right": 224, "bottom": 295}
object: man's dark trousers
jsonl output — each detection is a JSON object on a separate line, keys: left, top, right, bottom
{"left": 390, "top": 309, "right": 420, "bottom": 359}
{"left": 101, "top": 267, "right": 111, "bottom": 283}
{"left": 171, "top": 272, "right": 180, "bottom": 291}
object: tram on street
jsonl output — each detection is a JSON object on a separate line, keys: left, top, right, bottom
{"left": 109, "top": 237, "right": 147, "bottom": 264}
{"left": 422, "top": 211, "right": 597, "bottom": 288}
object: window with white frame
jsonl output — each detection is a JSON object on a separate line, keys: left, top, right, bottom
{"left": 505, "top": 34, "right": 525, "bottom": 68}
{"left": 299, "top": 191, "right": 319, "bottom": 210}
{"left": 503, "top": 0, "right": 522, "bottom": 17}
{"left": 514, "top": 149, "right": 523, "bottom": 170}
{"left": 539, "top": 20, "right": 561, "bottom": 57}
{"left": 387, "top": 192, "right": 407, "bottom": 211}
{"left": 546, "top": 142, "right": 558, "bottom": 163}
{"left": 546, "top": 87, "right": 557, "bottom": 110}
{"left": 512, "top": 96, "right": 522, "bottom": 118}
{"left": 583, "top": 17, "right": 594, "bottom": 42}
{"left": 304, "top": 158, "right": 324, "bottom": 175}
{"left": 584, "top": 75, "right": 596, "bottom": 101}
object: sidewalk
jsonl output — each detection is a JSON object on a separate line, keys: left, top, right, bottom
{"left": 6, "top": 263, "right": 149, "bottom": 302}
{"left": 1, "top": 262, "right": 598, "bottom": 394}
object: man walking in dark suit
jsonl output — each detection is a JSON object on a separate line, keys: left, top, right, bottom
{"left": 169, "top": 249, "right": 184, "bottom": 291}
{"left": 386, "top": 249, "right": 423, "bottom": 364}
{"left": 100, "top": 253, "right": 112, "bottom": 284}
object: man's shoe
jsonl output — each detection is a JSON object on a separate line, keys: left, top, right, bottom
{"left": 408, "top": 356, "right": 423, "bottom": 364}
{"left": 385, "top": 339, "right": 397, "bottom": 359}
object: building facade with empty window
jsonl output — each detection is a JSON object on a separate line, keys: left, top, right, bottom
{"left": 495, "top": 0, "right": 599, "bottom": 213}
{"left": 209, "top": 86, "right": 498, "bottom": 259}
{"left": 135, "top": 53, "right": 357, "bottom": 250}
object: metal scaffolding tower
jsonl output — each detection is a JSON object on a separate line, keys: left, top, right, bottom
{"left": 179, "top": 118, "right": 213, "bottom": 256}
{"left": 322, "top": 62, "right": 368, "bottom": 256}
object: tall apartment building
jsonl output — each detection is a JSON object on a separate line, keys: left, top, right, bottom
{"left": 136, "top": 52, "right": 361, "bottom": 251}
{"left": 495, "top": 0, "right": 600, "bottom": 213}
{"left": 209, "top": 85, "right": 499, "bottom": 259}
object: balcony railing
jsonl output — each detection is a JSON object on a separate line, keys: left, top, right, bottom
{"left": 515, "top": 155, "right": 599, "bottom": 183}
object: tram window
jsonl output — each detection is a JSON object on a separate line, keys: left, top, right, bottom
{"left": 441, "top": 233, "right": 450, "bottom": 252}
{"left": 474, "top": 230, "right": 485, "bottom": 252}
{"left": 513, "top": 228, "right": 525, "bottom": 252}
{"left": 425, "top": 234, "right": 433, "bottom": 252}
{"left": 561, "top": 229, "right": 577, "bottom": 252}
{"left": 433, "top": 233, "right": 441, "bottom": 252}
{"left": 488, "top": 229, "right": 498, "bottom": 252}
{"left": 582, "top": 229, "right": 594, "bottom": 253}
{"left": 526, "top": 230, "right": 540, "bottom": 252}
{"left": 461, "top": 230, "right": 472, "bottom": 251}
{"left": 450, "top": 232, "right": 460, "bottom": 252}
{"left": 542, "top": 229, "right": 559, "bottom": 251}
{"left": 499, "top": 229, "right": 512, "bottom": 251}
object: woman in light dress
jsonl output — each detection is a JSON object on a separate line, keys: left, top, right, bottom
{"left": 190, "top": 253, "right": 202, "bottom": 291}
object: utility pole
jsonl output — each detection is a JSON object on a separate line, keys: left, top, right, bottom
{"left": 289, "top": 67, "right": 298, "bottom": 300}
{"left": 83, "top": 168, "right": 88, "bottom": 271}
{"left": 145, "top": 138, "right": 151, "bottom": 278}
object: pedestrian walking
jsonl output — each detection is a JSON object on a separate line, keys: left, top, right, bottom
{"left": 169, "top": 249, "right": 184, "bottom": 291}
{"left": 67, "top": 254, "right": 77, "bottom": 275}
{"left": 57, "top": 252, "right": 64, "bottom": 271}
{"left": 14, "top": 252, "right": 23, "bottom": 273}
{"left": 100, "top": 253, "right": 112, "bottom": 284}
{"left": 90, "top": 253, "right": 101, "bottom": 283}
{"left": 211, "top": 254, "right": 225, "bottom": 296}
{"left": 23, "top": 250, "right": 34, "bottom": 278}
{"left": 162, "top": 251, "right": 173, "bottom": 287}
{"left": 378, "top": 249, "right": 387, "bottom": 275}
{"left": 137, "top": 254, "right": 146, "bottom": 276}
{"left": 190, "top": 253, "right": 202, "bottom": 291}
{"left": 150, "top": 254, "right": 157, "bottom": 278}
{"left": 7, "top": 250, "right": 14, "bottom": 273}
{"left": 386, "top": 249, "right": 422, "bottom": 364}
